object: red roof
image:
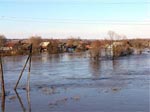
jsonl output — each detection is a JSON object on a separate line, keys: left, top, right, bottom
{"left": 5, "top": 42, "right": 18, "bottom": 47}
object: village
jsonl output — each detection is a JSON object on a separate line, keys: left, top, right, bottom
{"left": 0, "top": 34, "right": 150, "bottom": 59}
{"left": 1, "top": 0, "right": 150, "bottom": 111}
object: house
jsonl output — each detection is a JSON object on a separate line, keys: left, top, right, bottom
{"left": 40, "top": 42, "right": 50, "bottom": 48}
{"left": 39, "top": 42, "right": 50, "bottom": 52}
{"left": 104, "top": 42, "right": 122, "bottom": 57}
{"left": 148, "top": 41, "right": 150, "bottom": 48}
{"left": 85, "top": 45, "right": 92, "bottom": 50}
{"left": 105, "top": 41, "right": 133, "bottom": 58}
{"left": 106, "top": 42, "right": 123, "bottom": 49}
{"left": 0, "top": 47, "right": 12, "bottom": 52}
{"left": 0, "top": 40, "right": 20, "bottom": 55}
{"left": 58, "top": 43, "right": 66, "bottom": 52}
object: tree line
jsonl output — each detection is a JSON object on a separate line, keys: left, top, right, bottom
{"left": 0, "top": 32, "right": 150, "bottom": 59}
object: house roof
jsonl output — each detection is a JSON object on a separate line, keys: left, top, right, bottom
{"left": 40, "top": 42, "right": 50, "bottom": 47}
{"left": 5, "top": 41, "right": 19, "bottom": 47}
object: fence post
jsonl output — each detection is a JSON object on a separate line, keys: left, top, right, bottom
{"left": 27, "top": 44, "right": 32, "bottom": 91}
{"left": 0, "top": 55, "right": 5, "bottom": 112}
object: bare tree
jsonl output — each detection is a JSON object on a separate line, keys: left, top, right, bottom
{"left": 28, "top": 36, "right": 42, "bottom": 53}
{"left": 89, "top": 40, "right": 101, "bottom": 60}
{"left": 107, "top": 31, "right": 126, "bottom": 59}
{"left": 108, "top": 31, "right": 115, "bottom": 40}
{"left": 47, "top": 39, "right": 60, "bottom": 54}
{"left": 107, "top": 31, "right": 116, "bottom": 59}
{"left": 0, "top": 35, "right": 7, "bottom": 47}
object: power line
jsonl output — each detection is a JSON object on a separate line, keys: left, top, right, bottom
{"left": 82, "top": 1, "right": 150, "bottom": 4}
{"left": 0, "top": 16, "right": 150, "bottom": 25}
{"left": 1, "top": 19, "right": 150, "bottom": 25}
{"left": 1, "top": 16, "right": 149, "bottom": 22}
{"left": 0, "top": 1, "right": 150, "bottom": 4}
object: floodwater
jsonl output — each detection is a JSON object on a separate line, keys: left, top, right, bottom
{"left": 1, "top": 52, "right": 150, "bottom": 112}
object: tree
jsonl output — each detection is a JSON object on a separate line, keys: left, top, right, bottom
{"left": 108, "top": 31, "right": 115, "bottom": 41}
{"left": 0, "top": 35, "right": 7, "bottom": 47}
{"left": 47, "top": 39, "right": 60, "bottom": 54}
{"left": 107, "top": 31, "right": 117, "bottom": 59}
{"left": 28, "top": 36, "right": 42, "bottom": 53}
{"left": 89, "top": 40, "right": 101, "bottom": 60}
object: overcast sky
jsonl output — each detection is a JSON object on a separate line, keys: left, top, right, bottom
{"left": 0, "top": 0, "right": 150, "bottom": 39}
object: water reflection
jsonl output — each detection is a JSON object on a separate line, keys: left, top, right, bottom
{"left": 14, "top": 89, "right": 31, "bottom": 112}
{"left": 66, "top": 52, "right": 88, "bottom": 60}
{"left": 27, "top": 90, "right": 31, "bottom": 112}
{"left": 34, "top": 53, "right": 63, "bottom": 64}
{"left": 1, "top": 95, "right": 5, "bottom": 112}
{"left": 112, "top": 59, "right": 119, "bottom": 71}
{"left": 1, "top": 53, "right": 150, "bottom": 111}
{"left": 89, "top": 60, "right": 101, "bottom": 79}
{"left": 3, "top": 55, "right": 27, "bottom": 63}
{"left": 14, "top": 90, "right": 26, "bottom": 112}
{"left": 48, "top": 54, "right": 62, "bottom": 63}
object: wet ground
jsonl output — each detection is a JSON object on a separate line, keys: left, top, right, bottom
{"left": 1, "top": 52, "right": 150, "bottom": 112}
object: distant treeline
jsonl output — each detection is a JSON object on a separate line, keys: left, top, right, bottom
{"left": 0, "top": 33, "right": 150, "bottom": 59}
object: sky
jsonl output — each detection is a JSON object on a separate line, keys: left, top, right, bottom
{"left": 0, "top": 0, "right": 150, "bottom": 39}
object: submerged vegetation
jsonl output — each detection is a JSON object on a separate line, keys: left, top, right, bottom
{"left": 0, "top": 32, "right": 150, "bottom": 59}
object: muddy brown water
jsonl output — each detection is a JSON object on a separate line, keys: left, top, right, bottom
{"left": 1, "top": 52, "right": 150, "bottom": 112}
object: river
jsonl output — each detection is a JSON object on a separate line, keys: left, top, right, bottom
{"left": 1, "top": 52, "right": 150, "bottom": 112}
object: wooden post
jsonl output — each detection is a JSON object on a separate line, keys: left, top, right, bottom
{"left": 0, "top": 55, "right": 5, "bottom": 112}
{"left": 14, "top": 44, "right": 32, "bottom": 90}
{"left": 27, "top": 44, "right": 32, "bottom": 91}
{"left": 112, "top": 45, "right": 115, "bottom": 60}
{"left": 27, "top": 44, "right": 32, "bottom": 112}
{"left": 14, "top": 54, "right": 30, "bottom": 90}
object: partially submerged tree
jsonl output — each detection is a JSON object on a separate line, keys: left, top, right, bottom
{"left": 47, "top": 39, "right": 60, "bottom": 54}
{"left": 0, "top": 35, "right": 7, "bottom": 47}
{"left": 107, "top": 31, "right": 133, "bottom": 59}
{"left": 28, "top": 36, "right": 42, "bottom": 53}
{"left": 107, "top": 31, "right": 117, "bottom": 59}
{"left": 89, "top": 40, "right": 102, "bottom": 60}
